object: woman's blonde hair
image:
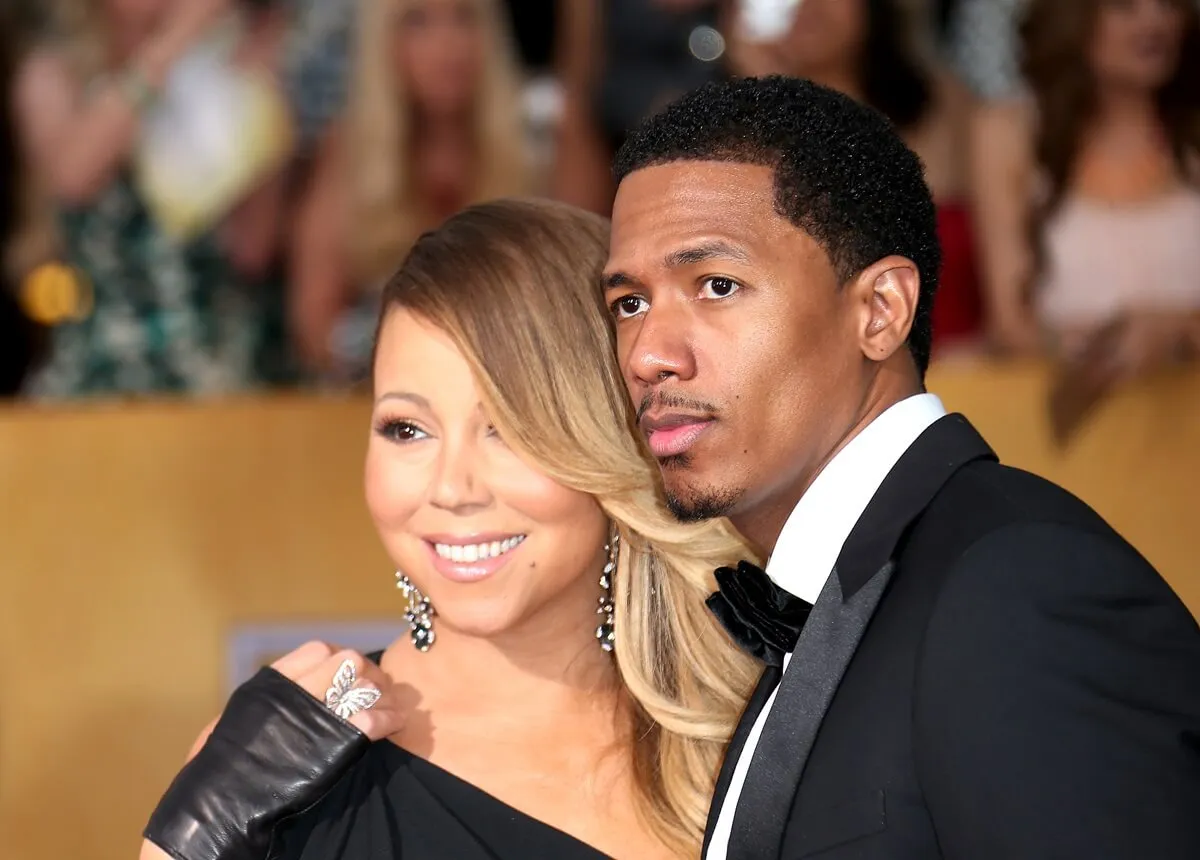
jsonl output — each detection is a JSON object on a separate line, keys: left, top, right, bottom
{"left": 376, "top": 197, "right": 761, "bottom": 854}
{"left": 348, "top": 0, "right": 530, "bottom": 283}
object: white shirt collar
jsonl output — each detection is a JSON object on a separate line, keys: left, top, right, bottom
{"left": 765, "top": 393, "right": 947, "bottom": 603}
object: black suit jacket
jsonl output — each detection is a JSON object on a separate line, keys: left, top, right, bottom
{"left": 709, "top": 414, "right": 1200, "bottom": 859}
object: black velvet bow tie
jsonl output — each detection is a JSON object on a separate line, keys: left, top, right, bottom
{"left": 706, "top": 561, "right": 814, "bottom": 667}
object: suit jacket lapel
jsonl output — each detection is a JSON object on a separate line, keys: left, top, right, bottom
{"left": 703, "top": 663, "right": 782, "bottom": 853}
{"left": 727, "top": 562, "right": 894, "bottom": 860}
{"left": 719, "top": 414, "right": 997, "bottom": 859}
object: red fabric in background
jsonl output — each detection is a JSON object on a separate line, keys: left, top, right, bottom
{"left": 932, "top": 201, "right": 984, "bottom": 347}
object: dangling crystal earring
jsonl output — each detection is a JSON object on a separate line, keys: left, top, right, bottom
{"left": 595, "top": 532, "right": 618, "bottom": 652}
{"left": 396, "top": 572, "right": 436, "bottom": 652}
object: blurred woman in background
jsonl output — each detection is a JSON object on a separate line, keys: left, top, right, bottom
{"left": 972, "top": 0, "right": 1200, "bottom": 371}
{"left": 728, "top": 0, "right": 984, "bottom": 358}
{"left": 290, "top": 0, "right": 533, "bottom": 380}
{"left": 11, "top": 0, "right": 291, "bottom": 398}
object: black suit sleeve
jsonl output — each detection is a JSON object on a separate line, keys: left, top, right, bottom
{"left": 913, "top": 521, "right": 1200, "bottom": 860}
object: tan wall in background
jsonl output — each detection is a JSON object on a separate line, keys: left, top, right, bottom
{"left": 0, "top": 364, "right": 1196, "bottom": 860}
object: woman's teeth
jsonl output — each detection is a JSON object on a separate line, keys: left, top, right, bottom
{"left": 433, "top": 535, "right": 525, "bottom": 563}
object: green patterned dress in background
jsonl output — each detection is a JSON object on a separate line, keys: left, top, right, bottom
{"left": 24, "top": 171, "right": 285, "bottom": 399}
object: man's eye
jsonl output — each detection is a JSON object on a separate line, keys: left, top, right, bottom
{"left": 699, "top": 276, "right": 741, "bottom": 299}
{"left": 610, "top": 295, "right": 648, "bottom": 320}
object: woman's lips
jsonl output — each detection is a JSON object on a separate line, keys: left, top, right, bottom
{"left": 424, "top": 534, "right": 525, "bottom": 583}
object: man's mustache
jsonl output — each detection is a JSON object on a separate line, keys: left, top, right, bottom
{"left": 636, "top": 392, "right": 720, "bottom": 423}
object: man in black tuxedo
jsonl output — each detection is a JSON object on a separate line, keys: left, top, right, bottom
{"left": 602, "top": 75, "right": 1200, "bottom": 859}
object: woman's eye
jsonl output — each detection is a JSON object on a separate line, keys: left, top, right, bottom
{"left": 610, "top": 295, "right": 648, "bottom": 320}
{"left": 699, "top": 276, "right": 741, "bottom": 300}
{"left": 484, "top": 424, "right": 512, "bottom": 449}
{"left": 375, "top": 419, "right": 428, "bottom": 444}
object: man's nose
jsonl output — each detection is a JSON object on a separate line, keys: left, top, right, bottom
{"left": 621, "top": 301, "right": 698, "bottom": 390}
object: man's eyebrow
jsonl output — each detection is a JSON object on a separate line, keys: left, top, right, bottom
{"left": 602, "top": 240, "right": 751, "bottom": 292}
{"left": 663, "top": 240, "right": 751, "bottom": 268}
{"left": 602, "top": 271, "right": 634, "bottom": 291}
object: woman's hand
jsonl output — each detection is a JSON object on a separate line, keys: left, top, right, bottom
{"left": 140, "top": 641, "right": 406, "bottom": 860}
{"left": 14, "top": 0, "right": 236, "bottom": 206}
{"left": 161, "top": 0, "right": 237, "bottom": 48}
{"left": 135, "top": 0, "right": 238, "bottom": 86}
{"left": 269, "top": 641, "right": 408, "bottom": 740}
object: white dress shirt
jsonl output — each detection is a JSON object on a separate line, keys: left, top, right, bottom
{"left": 705, "top": 393, "right": 948, "bottom": 859}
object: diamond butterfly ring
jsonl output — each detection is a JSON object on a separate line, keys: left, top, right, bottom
{"left": 323, "top": 659, "right": 382, "bottom": 719}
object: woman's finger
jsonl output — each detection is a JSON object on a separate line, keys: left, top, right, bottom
{"left": 348, "top": 702, "right": 407, "bottom": 741}
{"left": 271, "top": 640, "right": 336, "bottom": 678}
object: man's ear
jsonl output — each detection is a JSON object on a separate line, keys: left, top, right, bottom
{"left": 849, "top": 255, "right": 920, "bottom": 362}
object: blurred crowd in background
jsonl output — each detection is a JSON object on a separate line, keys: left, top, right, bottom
{"left": 0, "top": 0, "right": 1196, "bottom": 403}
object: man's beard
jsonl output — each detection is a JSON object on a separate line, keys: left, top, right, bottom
{"left": 661, "top": 455, "right": 743, "bottom": 521}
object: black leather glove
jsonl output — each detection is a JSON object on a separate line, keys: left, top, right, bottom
{"left": 144, "top": 666, "right": 370, "bottom": 860}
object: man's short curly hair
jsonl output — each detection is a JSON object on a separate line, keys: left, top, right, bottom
{"left": 613, "top": 75, "right": 941, "bottom": 377}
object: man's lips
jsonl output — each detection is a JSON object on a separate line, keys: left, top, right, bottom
{"left": 641, "top": 414, "right": 714, "bottom": 458}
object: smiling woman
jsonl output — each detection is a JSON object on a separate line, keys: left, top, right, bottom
{"left": 362, "top": 200, "right": 762, "bottom": 852}
{"left": 137, "top": 197, "right": 761, "bottom": 860}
